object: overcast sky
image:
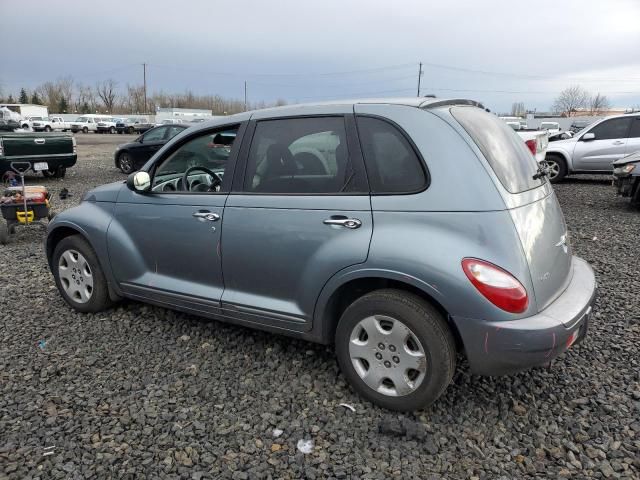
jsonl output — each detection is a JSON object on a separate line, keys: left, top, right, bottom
{"left": 1, "top": 0, "right": 639, "bottom": 112}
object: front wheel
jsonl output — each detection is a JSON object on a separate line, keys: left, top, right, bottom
{"left": 52, "top": 235, "right": 113, "bottom": 313}
{"left": 335, "top": 289, "right": 456, "bottom": 411}
{"left": 82, "top": 127, "right": 89, "bottom": 134}
{"left": 109, "top": 127, "right": 116, "bottom": 134}
{"left": 545, "top": 155, "right": 567, "bottom": 183}
{"left": 44, "top": 125, "right": 52, "bottom": 132}
{"left": 117, "top": 152, "right": 134, "bottom": 174}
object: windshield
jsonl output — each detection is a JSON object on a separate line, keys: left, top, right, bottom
{"left": 451, "top": 106, "right": 545, "bottom": 193}
{"left": 75, "top": 117, "right": 88, "bottom": 122}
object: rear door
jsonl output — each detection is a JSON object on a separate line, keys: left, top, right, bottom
{"left": 625, "top": 116, "right": 640, "bottom": 156}
{"left": 221, "top": 114, "right": 372, "bottom": 331}
{"left": 451, "top": 106, "right": 572, "bottom": 311}
{"left": 572, "top": 117, "right": 632, "bottom": 170}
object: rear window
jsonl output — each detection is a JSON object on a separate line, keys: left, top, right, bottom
{"left": 451, "top": 106, "right": 544, "bottom": 193}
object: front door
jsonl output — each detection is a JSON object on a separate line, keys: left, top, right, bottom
{"left": 573, "top": 117, "right": 632, "bottom": 170}
{"left": 221, "top": 115, "right": 373, "bottom": 331}
{"left": 107, "top": 123, "right": 244, "bottom": 314}
{"left": 129, "top": 126, "right": 169, "bottom": 166}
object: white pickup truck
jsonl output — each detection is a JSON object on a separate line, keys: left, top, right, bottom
{"left": 32, "top": 116, "right": 71, "bottom": 132}
{"left": 504, "top": 122, "right": 549, "bottom": 163}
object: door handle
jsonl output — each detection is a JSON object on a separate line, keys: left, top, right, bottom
{"left": 323, "top": 217, "right": 362, "bottom": 229}
{"left": 192, "top": 211, "right": 220, "bottom": 221}
{"left": 612, "top": 141, "right": 624, "bottom": 145}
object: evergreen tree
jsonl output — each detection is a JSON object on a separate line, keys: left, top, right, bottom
{"left": 7, "top": 94, "right": 15, "bottom": 103}
{"left": 81, "top": 102, "right": 90, "bottom": 114}
{"left": 58, "top": 97, "right": 68, "bottom": 113}
{"left": 19, "top": 88, "right": 29, "bottom": 104}
{"left": 30, "top": 92, "right": 42, "bottom": 105}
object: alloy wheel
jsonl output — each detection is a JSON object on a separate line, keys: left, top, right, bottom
{"left": 58, "top": 249, "right": 94, "bottom": 304}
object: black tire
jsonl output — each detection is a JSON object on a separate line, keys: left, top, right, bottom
{"left": 82, "top": 127, "right": 88, "bottom": 134}
{"left": 545, "top": 154, "right": 567, "bottom": 183}
{"left": 52, "top": 235, "right": 113, "bottom": 313}
{"left": 0, "top": 221, "right": 9, "bottom": 245}
{"left": 128, "top": 127, "right": 134, "bottom": 134}
{"left": 44, "top": 125, "right": 52, "bottom": 132}
{"left": 109, "top": 127, "right": 116, "bottom": 134}
{"left": 335, "top": 289, "right": 456, "bottom": 411}
{"left": 117, "top": 152, "right": 134, "bottom": 174}
{"left": 53, "top": 166, "right": 66, "bottom": 178}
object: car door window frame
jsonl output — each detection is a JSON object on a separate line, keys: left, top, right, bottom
{"left": 354, "top": 113, "right": 430, "bottom": 195}
{"left": 231, "top": 114, "right": 370, "bottom": 196}
{"left": 146, "top": 121, "right": 248, "bottom": 195}
{"left": 581, "top": 117, "right": 633, "bottom": 141}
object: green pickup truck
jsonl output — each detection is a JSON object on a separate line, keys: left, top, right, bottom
{"left": 0, "top": 132, "right": 77, "bottom": 178}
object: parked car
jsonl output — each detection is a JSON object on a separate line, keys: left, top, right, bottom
{"left": 20, "top": 116, "right": 45, "bottom": 130}
{"left": 0, "top": 107, "right": 21, "bottom": 131}
{"left": 538, "top": 121, "right": 561, "bottom": 134}
{"left": 114, "top": 124, "right": 188, "bottom": 173}
{"left": 70, "top": 115, "right": 112, "bottom": 133}
{"left": 116, "top": 117, "right": 153, "bottom": 134}
{"left": 32, "top": 116, "right": 71, "bottom": 132}
{"left": 1, "top": 131, "right": 77, "bottom": 177}
{"left": 96, "top": 118, "right": 120, "bottom": 134}
{"left": 516, "top": 130, "right": 549, "bottom": 163}
{"left": 545, "top": 113, "right": 640, "bottom": 182}
{"left": 46, "top": 98, "right": 596, "bottom": 411}
{"left": 612, "top": 150, "right": 640, "bottom": 207}
{"left": 570, "top": 120, "right": 592, "bottom": 133}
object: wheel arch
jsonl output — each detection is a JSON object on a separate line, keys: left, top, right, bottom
{"left": 313, "top": 271, "right": 464, "bottom": 353}
{"left": 545, "top": 149, "right": 571, "bottom": 171}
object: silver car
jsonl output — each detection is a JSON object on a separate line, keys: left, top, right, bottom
{"left": 46, "top": 98, "right": 597, "bottom": 411}
{"left": 545, "top": 113, "right": 640, "bottom": 182}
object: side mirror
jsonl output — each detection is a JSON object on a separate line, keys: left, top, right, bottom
{"left": 126, "top": 171, "right": 151, "bottom": 193}
{"left": 581, "top": 132, "right": 595, "bottom": 141}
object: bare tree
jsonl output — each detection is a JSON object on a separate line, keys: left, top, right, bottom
{"left": 510, "top": 102, "right": 525, "bottom": 116}
{"left": 588, "top": 93, "right": 611, "bottom": 115}
{"left": 74, "top": 83, "right": 97, "bottom": 113}
{"left": 552, "top": 85, "right": 589, "bottom": 117}
{"left": 96, "top": 79, "right": 118, "bottom": 113}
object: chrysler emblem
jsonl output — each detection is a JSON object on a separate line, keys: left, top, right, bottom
{"left": 555, "top": 234, "right": 568, "bottom": 254}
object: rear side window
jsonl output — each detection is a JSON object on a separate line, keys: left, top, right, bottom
{"left": 356, "top": 116, "right": 426, "bottom": 193}
{"left": 629, "top": 117, "right": 640, "bottom": 138}
{"left": 588, "top": 117, "right": 632, "bottom": 140}
{"left": 451, "top": 106, "right": 544, "bottom": 194}
{"left": 243, "top": 116, "right": 365, "bottom": 194}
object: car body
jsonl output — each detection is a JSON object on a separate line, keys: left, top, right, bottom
{"left": 70, "top": 115, "right": 112, "bottom": 133}
{"left": 96, "top": 118, "right": 120, "bottom": 134}
{"left": 20, "top": 116, "right": 45, "bottom": 130}
{"left": 46, "top": 98, "right": 596, "bottom": 411}
{"left": 545, "top": 113, "right": 640, "bottom": 182}
{"left": 612, "top": 150, "right": 640, "bottom": 207}
{"left": 0, "top": 132, "right": 77, "bottom": 177}
{"left": 539, "top": 121, "right": 561, "bottom": 134}
{"left": 548, "top": 131, "right": 573, "bottom": 142}
{"left": 113, "top": 124, "right": 189, "bottom": 173}
{"left": 32, "top": 116, "right": 71, "bottom": 132}
{"left": 116, "top": 117, "right": 153, "bottom": 134}
{"left": 516, "top": 130, "right": 549, "bottom": 163}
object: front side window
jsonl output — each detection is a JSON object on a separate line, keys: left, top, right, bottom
{"left": 356, "top": 116, "right": 427, "bottom": 193}
{"left": 587, "top": 117, "right": 632, "bottom": 140}
{"left": 167, "top": 126, "right": 185, "bottom": 139}
{"left": 627, "top": 117, "right": 640, "bottom": 138}
{"left": 143, "top": 127, "right": 167, "bottom": 142}
{"left": 243, "top": 117, "right": 361, "bottom": 194}
{"left": 151, "top": 126, "right": 239, "bottom": 193}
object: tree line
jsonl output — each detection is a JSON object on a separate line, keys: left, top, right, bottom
{"left": 0, "top": 76, "right": 287, "bottom": 115}
{"left": 510, "top": 86, "right": 613, "bottom": 117}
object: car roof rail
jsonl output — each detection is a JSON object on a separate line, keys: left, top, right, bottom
{"left": 420, "top": 98, "right": 486, "bottom": 110}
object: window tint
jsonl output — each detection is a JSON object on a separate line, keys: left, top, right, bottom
{"left": 451, "top": 106, "right": 544, "bottom": 194}
{"left": 167, "top": 126, "right": 185, "bottom": 139}
{"left": 243, "top": 117, "right": 362, "bottom": 194}
{"left": 151, "top": 126, "right": 239, "bottom": 193}
{"left": 628, "top": 118, "right": 640, "bottom": 138}
{"left": 143, "top": 127, "right": 167, "bottom": 142}
{"left": 588, "top": 117, "right": 632, "bottom": 140}
{"left": 356, "top": 116, "right": 426, "bottom": 193}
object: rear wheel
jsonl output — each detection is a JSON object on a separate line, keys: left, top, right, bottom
{"left": 117, "top": 152, "right": 134, "bottom": 174}
{"left": 545, "top": 155, "right": 567, "bottom": 183}
{"left": 335, "top": 289, "right": 456, "bottom": 411}
{"left": 52, "top": 236, "right": 112, "bottom": 313}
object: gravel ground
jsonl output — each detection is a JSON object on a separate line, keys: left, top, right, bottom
{"left": 1, "top": 135, "right": 639, "bottom": 479}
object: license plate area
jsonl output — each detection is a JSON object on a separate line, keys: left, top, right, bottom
{"left": 33, "top": 162, "right": 49, "bottom": 171}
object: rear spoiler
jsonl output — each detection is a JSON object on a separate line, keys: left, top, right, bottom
{"left": 420, "top": 99, "right": 486, "bottom": 110}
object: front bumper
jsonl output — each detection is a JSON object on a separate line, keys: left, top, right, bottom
{"left": 453, "top": 256, "right": 597, "bottom": 376}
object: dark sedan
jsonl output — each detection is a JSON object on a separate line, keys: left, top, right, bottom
{"left": 114, "top": 125, "right": 188, "bottom": 173}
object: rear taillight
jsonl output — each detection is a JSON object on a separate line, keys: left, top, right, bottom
{"left": 0, "top": 139, "right": 3, "bottom": 156}
{"left": 461, "top": 258, "right": 528, "bottom": 313}
{"left": 72, "top": 136, "right": 77, "bottom": 154}
{"left": 525, "top": 139, "right": 537, "bottom": 155}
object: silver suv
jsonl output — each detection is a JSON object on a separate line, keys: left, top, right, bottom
{"left": 46, "top": 98, "right": 597, "bottom": 411}
{"left": 545, "top": 113, "right": 640, "bottom": 182}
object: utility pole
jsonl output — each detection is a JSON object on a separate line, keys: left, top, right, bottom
{"left": 244, "top": 81, "right": 247, "bottom": 111}
{"left": 417, "top": 62, "right": 423, "bottom": 97}
{"left": 143, "top": 63, "right": 147, "bottom": 114}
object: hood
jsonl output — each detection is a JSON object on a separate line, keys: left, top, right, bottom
{"left": 612, "top": 150, "right": 640, "bottom": 166}
{"left": 82, "top": 181, "right": 125, "bottom": 203}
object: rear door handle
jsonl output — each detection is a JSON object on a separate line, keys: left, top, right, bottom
{"left": 323, "top": 217, "right": 362, "bottom": 229}
{"left": 192, "top": 211, "right": 220, "bottom": 221}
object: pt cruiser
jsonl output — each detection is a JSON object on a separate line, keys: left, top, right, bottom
{"left": 46, "top": 98, "right": 597, "bottom": 411}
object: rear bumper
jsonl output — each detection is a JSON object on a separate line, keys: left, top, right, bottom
{"left": 452, "top": 256, "right": 596, "bottom": 376}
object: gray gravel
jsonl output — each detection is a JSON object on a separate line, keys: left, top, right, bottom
{"left": 1, "top": 136, "right": 639, "bottom": 479}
